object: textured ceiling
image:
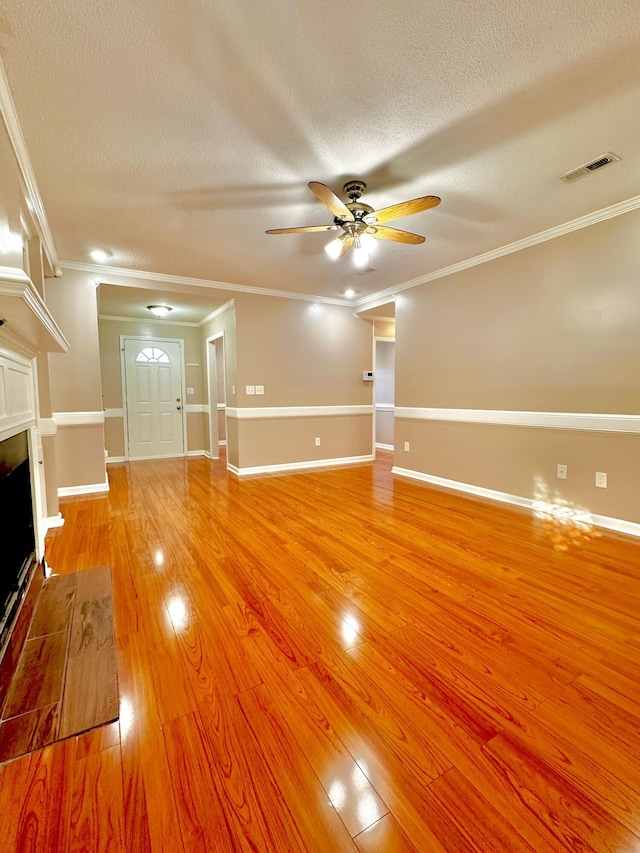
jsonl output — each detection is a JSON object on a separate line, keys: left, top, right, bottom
{"left": 2, "top": 0, "right": 640, "bottom": 302}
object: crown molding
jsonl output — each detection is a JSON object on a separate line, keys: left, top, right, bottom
{"left": 98, "top": 313, "right": 200, "bottom": 328}
{"left": 59, "top": 260, "right": 351, "bottom": 306}
{"left": 0, "top": 58, "right": 58, "bottom": 273}
{"left": 199, "top": 299, "right": 235, "bottom": 327}
{"left": 354, "top": 193, "right": 640, "bottom": 309}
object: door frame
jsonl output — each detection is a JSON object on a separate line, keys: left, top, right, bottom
{"left": 205, "top": 331, "right": 226, "bottom": 460}
{"left": 372, "top": 335, "right": 395, "bottom": 455}
{"left": 120, "top": 335, "right": 187, "bottom": 460}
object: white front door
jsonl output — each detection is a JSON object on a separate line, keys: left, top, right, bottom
{"left": 123, "top": 338, "right": 185, "bottom": 459}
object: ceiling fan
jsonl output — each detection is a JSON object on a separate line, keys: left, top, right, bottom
{"left": 266, "top": 180, "right": 440, "bottom": 268}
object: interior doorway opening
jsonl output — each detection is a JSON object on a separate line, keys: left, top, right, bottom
{"left": 374, "top": 337, "right": 395, "bottom": 452}
{"left": 206, "top": 333, "right": 226, "bottom": 460}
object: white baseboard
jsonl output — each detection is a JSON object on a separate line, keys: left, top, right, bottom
{"left": 45, "top": 512, "right": 65, "bottom": 529}
{"left": 229, "top": 454, "right": 374, "bottom": 477}
{"left": 219, "top": 440, "right": 227, "bottom": 446}
{"left": 106, "top": 455, "right": 126, "bottom": 464}
{"left": 375, "top": 443, "right": 394, "bottom": 450}
{"left": 58, "top": 480, "right": 110, "bottom": 498}
{"left": 391, "top": 466, "right": 640, "bottom": 539}
{"left": 186, "top": 449, "right": 206, "bottom": 457}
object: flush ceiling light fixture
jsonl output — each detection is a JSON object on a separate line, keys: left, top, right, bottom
{"left": 147, "top": 304, "right": 173, "bottom": 318}
{"left": 267, "top": 180, "right": 440, "bottom": 268}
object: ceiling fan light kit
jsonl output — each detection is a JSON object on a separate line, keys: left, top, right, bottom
{"left": 266, "top": 180, "right": 440, "bottom": 268}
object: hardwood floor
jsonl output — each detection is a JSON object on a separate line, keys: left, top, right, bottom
{"left": 1, "top": 450, "right": 640, "bottom": 851}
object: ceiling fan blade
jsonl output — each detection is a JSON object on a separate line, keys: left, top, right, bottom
{"left": 308, "top": 182, "right": 355, "bottom": 221}
{"left": 265, "top": 225, "right": 340, "bottom": 235}
{"left": 372, "top": 195, "right": 440, "bottom": 224}
{"left": 368, "top": 225, "right": 425, "bottom": 245}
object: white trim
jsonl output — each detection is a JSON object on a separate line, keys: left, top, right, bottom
{"left": 226, "top": 405, "right": 373, "bottom": 420}
{"left": 375, "top": 403, "right": 394, "bottom": 413}
{"left": 54, "top": 411, "right": 105, "bottom": 426}
{"left": 354, "top": 193, "right": 640, "bottom": 309}
{"left": 185, "top": 404, "right": 206, "bottom": 414}
{"left": 60, "top": 261, "right": 351, "bottom": 306}
{"left": 99, "top": 313, "right": 200, "bottom": 327}
{"left": 58, "top": 480, "right": 110, "bottom": 497}
{"left": 199, "top": 299, "right": 235, "bottom": 327}
{"left": 37, "top": 417, "right": 57, "bottom": 436}
{"left": 0, "top": 267, "right": 69, "bottom": 354}
{"left": 217, "top": 402, "right": 226, "bottom": 410}
{"left": 104, "top": 408, "right": 124, "bottom": 418}
{"left": 375, "top": 443, "right": 394, "bottom": 450}
{"left": 187, "top": 449, "right": 206, "bottom": 457}
{"left": 229, "top": 454, "right": 374, "bottom": 477}
{"left": 391, "top": 466, "right": 640, "bottom": 539}
{"left": 0, "top": 60, "right": 58, "bottom": 272}
{"left": 106, "top": 455, "right": 126, "bottom": 464}
{"left": 45, "top": 512, "right": 65, "bottom": 530}
{"left": 394, "top": 407, "right": 640, "bottom": 434}
{"left": 219, "top": 440, "right": 227, "bottom": 447}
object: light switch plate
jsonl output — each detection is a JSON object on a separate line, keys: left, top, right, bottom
{"left": 404, "top": 441, "right": 410, "bottom": 452}
{"left": 557, "top": 464, "right": 567, "bottom": 479}
{"left": 186, "top": 387, "right": 195, "bottom": 395}
{"left": 255, "top": 385, "right": 264, "bottom": 395}
{"left": 246, "top": 385, "right": 255, "bottom": 395}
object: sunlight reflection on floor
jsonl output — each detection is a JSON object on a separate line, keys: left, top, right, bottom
{"left": 532, "top": 476, "right": 601, "bottom": 551}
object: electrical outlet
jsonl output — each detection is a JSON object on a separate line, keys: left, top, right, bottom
{"left": 404, "top": 441, "right": 410, "bottom": 452}
{"left": 557, "top": 464, "right": 567, "bottom": 480}
{"left": 245, "top": 385, "right": 255, "bottom": 395}
{"left": 315, "top": 437, "right": 321, "bottom": 446}
{"left": 595, "top": 472, "right": 607, "bottom": 488}
{"left": 255, "top": 385, "right": 264, "bottom": 395}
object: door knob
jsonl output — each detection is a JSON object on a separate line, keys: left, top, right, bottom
{"left": 176, "top": 397, "right": 181, "bottom": 402}
{"left": 177, "top": 405, "right": 182, "bottom": 410}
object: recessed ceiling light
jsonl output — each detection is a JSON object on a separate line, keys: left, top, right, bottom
{"left": 90, "top": 249, "right": 110, "bottom": 262}
{"left": 147, "top": 305, "right": 173, "bottom": 318}
{"left": 343, "top": 288, "right": 357, "bottom": 299}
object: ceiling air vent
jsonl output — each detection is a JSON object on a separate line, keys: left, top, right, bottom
{"left": 355, "top": 266, "right": 377, "bottom": 275}
{"left": 560, "top": 152, "right": 621, "bottom": 183}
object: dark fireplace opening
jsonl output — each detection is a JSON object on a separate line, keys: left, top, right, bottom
{"left": 0, "top": 430, "right": 36, "bottom": 657}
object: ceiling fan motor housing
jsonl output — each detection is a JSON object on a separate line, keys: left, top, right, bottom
{"left": 343, "top": 180, "right": 367, "bottom": 201}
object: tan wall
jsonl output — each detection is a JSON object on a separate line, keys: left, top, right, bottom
{"left": 187, "top": 412, "right": 205, "bottom": 452}
{"left": 373, "top": 319, "right": 395, "bottom": 339}
{"left": 45, "top": 270, "right": 106, "bottom": 492}
{"left": 55, "top": 425, "right": 107, "bottom": 489}
{"left": 395, "top": 207, "right": 640, "bottom": 524}
{"left": 235, "top": 296, "right": 372, "bottom": 407}
{"left": 46, "top": 270, "right": 103, "bottom": 412}
{"left": 104, "top": 417, "right": 125, "bottom": 459}
{"left": 235, "top": 414, "right": 372, "bottom": 469}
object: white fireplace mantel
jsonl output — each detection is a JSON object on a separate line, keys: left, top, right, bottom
{"left": 0, "top": 266, "right": 69, "bottom": 358}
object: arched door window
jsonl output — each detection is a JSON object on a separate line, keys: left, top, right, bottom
{"left": 135, "top": 347, "right": 171, "bottom": 364}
